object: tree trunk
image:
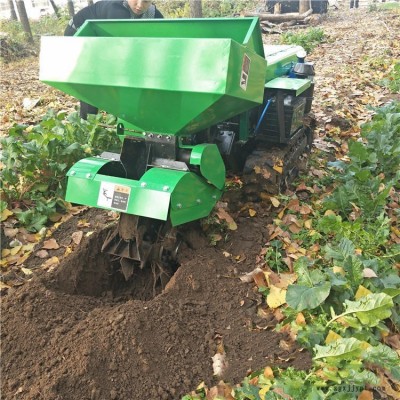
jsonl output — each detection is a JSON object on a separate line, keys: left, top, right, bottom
{"left": 299, "top": 0, "right": 311, "bottom": 14}
{"left": 49, "top": 0, "right": 60, "bottom": 18}
{"left": 67, "top": 0, "right": 75, "bottom": 17}
{"left": 15, "top": 0, "right": 33, "bottom": 43}
{"left": 189, "top": 0, "right": 202, "bottom": 18}
{"left": 8, "top": 0, "right": 17, "bottom": 20}
{"left": 245, "top": 9, "right": 312, "bottom": 22}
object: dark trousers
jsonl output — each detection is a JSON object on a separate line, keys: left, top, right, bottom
{"left": 350, "top": 0, "right": 359, "bottom": 8}
{"left": 80, "top": 102, "right": 98, "bottom": 120}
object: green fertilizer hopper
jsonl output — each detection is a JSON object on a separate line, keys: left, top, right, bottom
{"left": 40, "top": 17, "right": 315, "bottom": 289}
{"left": 40, "top": 18, "right": 267, "bottom": 135}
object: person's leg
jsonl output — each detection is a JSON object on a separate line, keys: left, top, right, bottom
{"left": 79, "top": 101, "right": 98, "bottom": 120}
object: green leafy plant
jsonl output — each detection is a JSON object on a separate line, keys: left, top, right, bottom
{"left": 280, "top": 28, "right": 325, "bottom": 54}
{"left": 158, "top": 0, "right": 260, "bottom": 18}
{"left": 264, "top": 239, "right": 287, "bottom": 273}
{"left": 379, "top": 62, "right": 400, "bottom": 93}
{"left": 324, "top": 102, "right": 400, "bottom": 219}
{"left": 0, "top": 111, "right": 120, "bottom": 231}
{"left": 286, "top": 257, "right": 331, "bottom": 311}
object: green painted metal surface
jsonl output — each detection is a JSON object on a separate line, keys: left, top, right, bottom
{"left": 66, "top": 163, "right": 222, "bottom": 226}
{"left": 264, "top": 45, "right": 305, "bottom": 82}
{"left": 190, "top": 144, "right": 225, "bottom": 190}
{"left": 39, "top": 18, "right": 268, "bottom": 135}
{"left": 265, "top": 77, "right": 311, "bottom": 95}
{"left": 76, "top": 17, "right": 265, "bottom": 57}
{"left": 65, "top": 141, "right": 226, "bottom": 226}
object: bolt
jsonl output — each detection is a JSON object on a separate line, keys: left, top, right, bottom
{"left": 141, "top": 182, "right": 147, "bottom": 188}
{"left": 166, "top": 136, "right": 171, "bottom": 140}
{"left": 158, "top": 135, "right": 162, "bottom": 139}
{"left": 148, "top": 133, "right": 154, "bottom": 138}
{"left": 70, "top": 171, "right": 76, "bottom": 176}
{"left": 212, "top": 195, "right": 217, "bottom": 199}
{"left": 176, "top": 203, "right": 182, "bottom": 209}
{"left": 86, "top": 173, "right": 91, "bottom": 179}
{"left": 196, "top": 199, "right": 201, "bottom": 204}
{"left": 163, "top": 186, "right": 170, "bottom": 191}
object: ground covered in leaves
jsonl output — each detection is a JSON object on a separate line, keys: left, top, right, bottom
{"left": 1, "top": 6, "right": 400, "bottom": 400}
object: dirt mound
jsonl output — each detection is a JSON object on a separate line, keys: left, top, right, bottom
{"left": 1, "top": 204, "right": 311, "bottom": 400}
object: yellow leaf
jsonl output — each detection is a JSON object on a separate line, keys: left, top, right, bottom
{"left": 21, "top": 267, "right": 33, "bottom": 276}
{"left": 266, "top": 285, "right": 286, "bottom": 308}
{"left": 16, "top": 253, "right": 30, "bottom": 266}
{"left": 270, "top": 197, "right": 280, "bottom": 207}
{"left": 22, "top": 243, "right": 35, "bottom": 252}
{"left": 249, "top": 209, "right": 257, "bottom": 217}
{"left": 355, "top": 285, "right": 372, "bottom": 299}
{"left": 2, "top": 249, "right": 11, "bottom": 257}
{"left": 277, "top": 209, "right": 285, "bottom": 219}
{"left": 332, "top": 266, "right": 345, "bottom": 276}
{"left": 295, "top": 312, "right": 306, "bottom": 326}
{"left": 391, "top": 226, "right": 400, "bottom": 238}
{"left": 304, "top": 219, "right": 312, "bottom": 229}
{"left": 325, "top": 330, "right": 342, "bottom": 344}
{"left": 1, "top": 208, "right": 13, "bottom": 222}
{"left": 324, "top": 210, "right": 336, "bottom": 216}
{"left": 359, "top": 341, "right": 371, "bottom": 350}
{"left": 274, "top": 273, "right": 297, "bottom": 289}
{"left": 263, "top": 366, "right": 274, "bottom": 379}
{"left": 273, "top": 165, "right": 283, "bottom": 174}
{"left": 42, "top": 256, "right": 59, "bottom": 269}
{"left": 64, "top": 247, "right": 73, "bottom": 257}
{"left": 259, "top": 385, "right": 272, "bottom": 398}
{"left": 10, "top": 246, "right": 22, "bottom": 256}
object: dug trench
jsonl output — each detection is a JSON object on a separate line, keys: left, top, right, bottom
{"left": 1, "top": 195, "right": 311, "bottom": 400}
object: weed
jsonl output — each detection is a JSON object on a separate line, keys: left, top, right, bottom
{"left": 280, "top": 28, "right": 325, "bottom": 54}
{"left": 0, "top": 111, "right": 120, "bottom": 231}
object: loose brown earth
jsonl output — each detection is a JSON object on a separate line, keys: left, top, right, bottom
{"left": 1, "top": 7, "right": 399, "bottom": 400}
{"left": 1, "top": 201, "right": 312, "bottom": 400}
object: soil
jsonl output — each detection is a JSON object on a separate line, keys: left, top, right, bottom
{"left": 1, "top": 201, "right": 312, "bottom": 400}
{"left": 1, "top": 6, "right": 400, "bottom": 400}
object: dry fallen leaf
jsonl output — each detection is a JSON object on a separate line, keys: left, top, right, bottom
{"left": 3, "top": 228, "right": 18, "bottom": 238}
{"left": 216, "top": 208, "right": 237, "bottom": 230}
{"left": 355, "top": 285, "right": 372, "bottom": 299}
{"left": 21, "top": 267, "right": 33, "bottom": 276}
{"left": 1, "top": 209, "right": 13, "bottom": 222}
{"left": 270, "top": 197, "right": 280, "bottom": 207}
{"left": 239, "top": 267, "right": 264, "bottom": 283}
{"left": 249, "top": 208, "right": 256, "bottom": 217}
{"left": 266, "top": 285, "right": 287, "bottom": 308}
{"left": 211, "top": 352, "right": 227, "bottom": 377}
{"left": 362, "top": 268, "right": 378, "bottom": 278}
{"left": 42, "top": 256, "right": 60, "bottom": 269}
{"left": 35, "top": 250, "right": 49, "bottom": 259}
{"left": 71, "top": 231, "right": 83, "bottom": 245}
{"left": 42, "top": 238, "right": 60, "bottom": 250}
{"left": 357, "top": 390, "right": 373, "bottom": 400}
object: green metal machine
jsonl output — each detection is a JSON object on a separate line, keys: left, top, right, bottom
{"left": 40, "top": 17, "right": 314, "bottom": 287}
